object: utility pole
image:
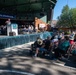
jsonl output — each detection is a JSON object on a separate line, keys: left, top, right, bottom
{"left": 67, "top": 0, "right": 68, "bottom": 5}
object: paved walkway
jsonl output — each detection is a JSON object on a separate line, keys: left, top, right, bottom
{"left": 0, "top": 42, "right": 76, "bottom": 75}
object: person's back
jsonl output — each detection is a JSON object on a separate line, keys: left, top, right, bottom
{"left": 59, "top": 36, "right": 70, "bottom": 51}
{"left": 59, "top": 40, "right": 70, "bottom": 51}
{"left": 44, "top": 36, "right": 51, "bottom": 50}
{"left": 54, "top": 36, "right": 70, "bottom": 58}
{"left": 34, "top": 37, "right": 43, "bottom": 48}
{"left": 44, "top": 39, "right": 51, "bottom": 50}
{"left": 34, "top": 41, "right": 42, "bottom": 48}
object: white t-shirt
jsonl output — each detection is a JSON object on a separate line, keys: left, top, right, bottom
{"left": 52, "top": 39, "right": 58, "bottom": 43}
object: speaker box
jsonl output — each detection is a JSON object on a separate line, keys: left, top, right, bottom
{"left": 9, "top": 32, "right": 16, "bottom": 36}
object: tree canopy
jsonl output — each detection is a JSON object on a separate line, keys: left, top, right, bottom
{"left": 57, "top": 5, "right": 76, "bottom": 28}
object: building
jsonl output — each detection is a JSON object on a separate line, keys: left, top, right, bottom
{"left": 0, "top": 0, "right": 57, "bottom": 30}
{"left": 51, "top": 20, "right": 58, "bottom": 28}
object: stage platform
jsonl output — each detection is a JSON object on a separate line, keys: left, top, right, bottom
{"left": 0, "top": 35, "right": 7, "bottom": 37}
{"left": 0, "top": 32, "right": 52, "bottom": 49}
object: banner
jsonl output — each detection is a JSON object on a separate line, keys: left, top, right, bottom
{"left": 0, "top": 14, "right": 16, "bottom": 19}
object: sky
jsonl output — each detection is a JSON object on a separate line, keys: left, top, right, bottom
{"left": 53, "top": 0, "right": 76, "bottom": 20}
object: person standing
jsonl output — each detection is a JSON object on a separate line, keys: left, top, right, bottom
{"left": 5, "top": 19, "right": 11, "bottom": 36}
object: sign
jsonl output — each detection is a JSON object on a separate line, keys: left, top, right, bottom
{"left": 39, "top": 24, "right": 45, "bottom": 28}
{"left": 0, "top": 14, "right": 16, "bottom": 18}
{"left": 11, "top": 24, "right": 18, "bottom": 35}
{"left": 12, "top": 24, "right": 18, "bottom": 29}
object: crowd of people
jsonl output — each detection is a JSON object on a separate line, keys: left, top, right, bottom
{"left": 32, "top": 31, "right": 76, "bottom": 60}
{"left": 18, "top": 24, "right": 37, "bottom": 34}
{"left": 23, "top": 25, "right": 34, "bottom": 32}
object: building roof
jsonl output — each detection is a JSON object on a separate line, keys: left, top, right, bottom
{"left": 0, "top": 0, "right": 57, "bottom": 16}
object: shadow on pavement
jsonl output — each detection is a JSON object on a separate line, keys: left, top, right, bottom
{"left": 0, "top": 44, "right": 76, "bottom": 75}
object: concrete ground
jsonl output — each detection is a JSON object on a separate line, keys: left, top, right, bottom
{"left": 0, "top": 42, "right": 76, "bottom": 75}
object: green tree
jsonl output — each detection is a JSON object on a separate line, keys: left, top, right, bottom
{"left": 69, "top": 8, "right": 76, "bottom": 27}
{"left": 57, "top": 5, "right": 76, "bottom": 29}
{"left": 62, "top": 5, "right": 69, "bottom": 13}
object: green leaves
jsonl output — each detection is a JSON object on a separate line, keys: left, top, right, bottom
{"left": 57, "top": 5, "right": 76, "bottom": 28}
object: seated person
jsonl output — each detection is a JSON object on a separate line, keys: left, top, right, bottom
{"left": 34, "top": 43, "right": 46, "bottom": 57}
{"left": 53, "top": 39, "right": 59, "bottom": 50}
{"left": 33, "top": 37, "right": 43, "bottom": 48}
{"left": 54, "top": 36, "right": 70, "bottom": 58}
{"left": 58, "top": 33, "right": 63, "bottom": 40}
{"left": 43, "top": 36, "right": 51, "bottom": 50}
{"left": 69, "top": 31, "right": 75, "bottom": 45}
{"left": 51, "top": 36, "right": 59, "bottom": 50}
{"left": 31, "top": 37, "right": 42, "bottom": 55}
{"left": 70, "top": 34, "right": 76, "bottom": 55}
{"left": 34, "top": 38, "right": 46, "bottom": 57}
{"left": 70, "top": 42, "right": 76, "bottom": 55}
